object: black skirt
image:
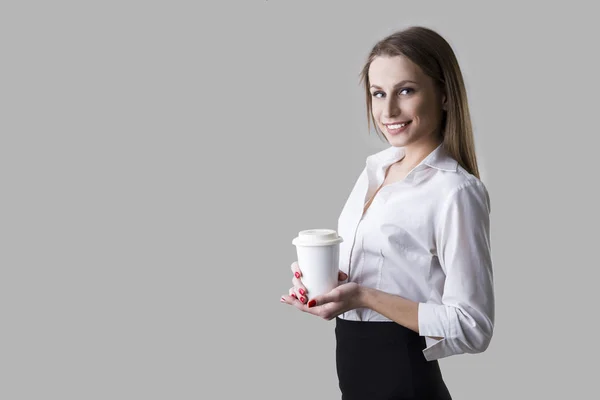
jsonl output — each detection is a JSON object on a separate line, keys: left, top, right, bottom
{"left": 335, "top": 317, "right": 452, "bottom": 400}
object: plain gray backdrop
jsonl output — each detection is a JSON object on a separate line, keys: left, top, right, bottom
{"left": 2, "top": 1, "right": 599, "bottom": 399}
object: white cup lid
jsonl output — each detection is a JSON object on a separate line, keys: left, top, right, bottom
{"left": 292, "top": 229, "right": 343, "bottom": 246}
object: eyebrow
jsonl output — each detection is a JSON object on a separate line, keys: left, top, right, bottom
{"left": 370, "top": 80, "right": 418, "bottom": 89}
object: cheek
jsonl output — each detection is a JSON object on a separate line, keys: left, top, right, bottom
{"left": 409, "top": 99, "right": 427, "bottom": 115}
{"left": 412, "top": 99, "right": 439, "bottom": 124}
{"left": 371, "top": 104, "right": 383, "bottom": 120}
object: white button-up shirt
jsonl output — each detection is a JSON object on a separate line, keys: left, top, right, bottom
{"left": 337, "top": 143, "right": 494, "bottom": 361}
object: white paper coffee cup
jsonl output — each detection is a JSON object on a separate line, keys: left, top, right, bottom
{"left": 292, "top": 229, "right": 343, "bottom": 300}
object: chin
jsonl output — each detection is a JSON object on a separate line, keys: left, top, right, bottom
{"left": 386, "top": 135, "right": 411, "bottom": 147}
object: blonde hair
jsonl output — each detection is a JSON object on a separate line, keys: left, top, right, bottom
{"left": 359, "top": 26, "right": 480, "bottom": 178}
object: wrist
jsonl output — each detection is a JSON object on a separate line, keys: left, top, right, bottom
{"left": 356, "top": 285, "right": 373, "bottom": 309}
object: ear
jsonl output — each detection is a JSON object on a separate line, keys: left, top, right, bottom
{"left": 441, "top": 92, "right": 448, "bottom": 111}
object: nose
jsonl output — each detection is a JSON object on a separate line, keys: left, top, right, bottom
{"left": 383, "top": 95, "right": 400, "bottom": 119}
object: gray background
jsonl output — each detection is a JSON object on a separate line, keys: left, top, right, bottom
{"left": 1, "top": 1, "right": 599, "bottom": 398}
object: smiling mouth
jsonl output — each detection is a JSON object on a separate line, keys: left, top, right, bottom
{"left": 384, "top": 120, "right": 412, "bottom": 135}
{"left": 385, "top": 121, "right": 411, "bottom": 129}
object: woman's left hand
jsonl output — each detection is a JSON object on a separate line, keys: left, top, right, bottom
{"left": 281, "top": 280, "right": 364, "bottom": 321}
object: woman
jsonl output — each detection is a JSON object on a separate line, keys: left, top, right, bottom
{"left": 281, "top": 26, "right": 494, "bottom": 400}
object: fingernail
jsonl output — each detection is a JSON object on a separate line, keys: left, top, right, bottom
{"left": 300, "top": 296, "right": 306, "bottom": 303}
{"left": 294, "top": 272, "right": 300, "bottom": 279}
{"left": 308, "top": 299, "right": 316, "bottom": 308}
{"left": 299, "top": 288, "right": 305, "bottom": 296}
{"left": 280, "top": 296, "right": 286, "bottom": 302}
{"left": 291, "top": 293, "right": 297, "bottom": 299}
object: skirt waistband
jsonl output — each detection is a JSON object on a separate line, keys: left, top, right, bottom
{"left": 335, "top": 317, "right": 424, "bottom": 346}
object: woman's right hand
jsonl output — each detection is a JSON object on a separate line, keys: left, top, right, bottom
{"left": 282, "top": 261, "right": 348, "bottom": 306}
{"left": 289, "top": 261, "right": 308, "bottom": 305}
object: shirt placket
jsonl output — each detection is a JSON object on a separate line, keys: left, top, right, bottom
{"left": 346, "top": 163, "right": 387, "bottom": 288}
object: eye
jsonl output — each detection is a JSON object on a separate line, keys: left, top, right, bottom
{"left": 398, "top": 88, "right": 414, "bottom": 95}
{"left": 371, "top": 91, "right": 385, "bottom": 98}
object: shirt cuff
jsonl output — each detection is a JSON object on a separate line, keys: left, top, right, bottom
{"left": 418, "top": 302, "right": 454, "bottom": 361}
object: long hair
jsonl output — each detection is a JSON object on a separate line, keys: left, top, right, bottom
{"left": 359, "top": 26, "right": 480, "bottom": 178}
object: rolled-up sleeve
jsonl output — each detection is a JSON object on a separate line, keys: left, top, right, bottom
{"left": 418, "top": 181, "right": 495, "bottom": 361}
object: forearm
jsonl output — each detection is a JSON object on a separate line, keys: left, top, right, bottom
{"left": 358, "top": 286, "right": 420, "bottom": 333}
{"left": 358, "top": 286, "right": 443, "bottom": 340}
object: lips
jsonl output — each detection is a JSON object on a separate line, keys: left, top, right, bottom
{"left": 384, "top": 120, "right": 412, "bottom": 135}
{"left": 384, "top": 121, "right": 412, "bottom": 128}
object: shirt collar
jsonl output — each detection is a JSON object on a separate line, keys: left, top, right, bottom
{"left": 366, "top": 143, "right": 458, "bottom": 174}
{"left": 422, "top": 143, "right": 459, "bottom": 172}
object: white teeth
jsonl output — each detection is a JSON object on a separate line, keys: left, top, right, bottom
{"left": 388, "top": 122, "right": 409, "bottom": 129}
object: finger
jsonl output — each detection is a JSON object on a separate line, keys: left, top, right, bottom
{"left": 338, "top": 271, "right": 348, "bottom": 281}
{"left": 305, "top": 301, "right": 338, "bottom": 320}
{"left": 301, "top": 296, "right": 334, "bottom": 319}
{"left": 291, "top": 276, "right": 308, "bottom": 298}
{"left": 290, "top": 262, "right": 308, "bottom": 303}
{"left": 307, "top": 289, "right": 341, "bottom": 308}
{"left": 280, "top": 293, "right": 291, "bottom": 304}
{"left": 282, "top": 287, "right": 301, "bottom": 303}
{"left": 287, "top": 288, "right": 308, "bottom": 311}
{"left": 288, "top": 287, "right": 307, "bottom": 305}
{"left": 290, "top": 261, "right": 302, "bottom": 279}
{"left": 281, "top": 289, "right": 300, "bottom": 306}
{"left": 297, "top": 291, "right": 308, "bottom": 305}
{"left": 288, "top": 287, "right": 299, "bottom": 301}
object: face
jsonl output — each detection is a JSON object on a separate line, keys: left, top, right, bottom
{"left": 368, "top": 55, "right": 446, "bottom": 149}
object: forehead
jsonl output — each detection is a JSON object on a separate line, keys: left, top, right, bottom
{"left": 368, "top": 55, "right": 424, "bottom": 86}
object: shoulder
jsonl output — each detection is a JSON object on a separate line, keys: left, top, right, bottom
{"left": 419, "top": 144, "right": 487, "bottom": 197}
{"left": 449, "top": 166, "right": 487, "bottom": 196}
{"left": 439, "top": 166, "right": 490, "bottom": 212}
{"left": 426, "top": 164, "right": 490, "bottom": 210}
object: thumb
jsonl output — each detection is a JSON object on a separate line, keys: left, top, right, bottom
{"left": 308, "top": 285, "right": 345, "bottom": 308}
{"left": 338, "top": 270, "right": 348, "bottom": 281}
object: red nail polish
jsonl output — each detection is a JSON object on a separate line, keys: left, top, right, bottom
{"left": 299, "top": 288, "right": 305, "bottom": 296}
{"left": 308, "top": 299, "right": 316, "bottom": 308}
{"left": 294, "top": 272, "right": 300, "bottom": 279}
{"left": 300, "top": 296, "right": 305, "bottom": 303}
{"left": 291, "top": 293, "right": 297, "bottom": 299}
